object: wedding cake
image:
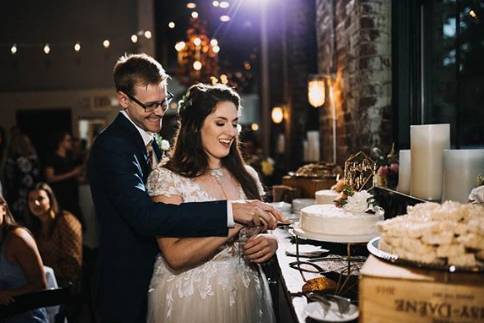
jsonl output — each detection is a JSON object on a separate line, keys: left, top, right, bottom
{"left": 300, "top": 190, "right": 384, "bottom": 237}
{"left": 315, "top": 189, "right": 338, "bottom": 205}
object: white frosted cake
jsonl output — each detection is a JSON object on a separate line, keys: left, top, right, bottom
{"left": 315, "top": 189, "right": 338, "bottom": 205}
{"left": 300, "top": 190, "right": 384, "bottom": 236}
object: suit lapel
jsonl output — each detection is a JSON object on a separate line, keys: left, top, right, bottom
{"left": 113, "top": 113, "right": 151, "bottom": 178}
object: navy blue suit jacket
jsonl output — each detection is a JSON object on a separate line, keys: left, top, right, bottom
{"left": 88, "top": 113, "right": 228, "bottom": 323}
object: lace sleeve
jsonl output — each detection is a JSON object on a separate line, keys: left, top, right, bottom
{"left": 146, "top": 167, "right": 182, "bottom": 197}
{"left": 245, "top": 165, "right": 266, "bottom": 198}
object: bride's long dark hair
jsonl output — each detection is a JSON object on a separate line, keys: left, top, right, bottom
{"left": 165, "top": 83, "right": 261, "bottom": 200}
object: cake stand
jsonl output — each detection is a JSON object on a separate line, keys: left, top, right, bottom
{"left": 290, "top": 222, "right": 375, "bottom": 295}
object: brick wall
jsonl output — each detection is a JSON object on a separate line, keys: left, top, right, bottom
{"left": 315, "top": 0, "right": 392, "bottom": 165}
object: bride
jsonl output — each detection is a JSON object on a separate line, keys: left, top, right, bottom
{"left": 146, "top": 83, "right": 277, "bottom": 323}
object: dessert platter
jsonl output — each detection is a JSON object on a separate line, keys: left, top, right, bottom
{"left": 369, "top": 201, "right": 484, "bottom": 272}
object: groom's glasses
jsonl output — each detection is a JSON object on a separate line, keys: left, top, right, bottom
{"left": 124, "top": 91, "right": 174, "bottom": 113}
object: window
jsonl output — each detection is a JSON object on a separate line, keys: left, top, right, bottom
{"left": 393, "top": 0, "right": 484, "bottom": 148}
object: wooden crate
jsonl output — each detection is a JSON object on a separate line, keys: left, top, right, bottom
{"left": 281, "top": 176, "right": 336, "bottom": 198}
{"left": 359, "top": 256, "right": 484, "bottom": 323}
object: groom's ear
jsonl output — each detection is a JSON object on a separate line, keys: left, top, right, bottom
{"left": 117, "top": 91, "right": 129, "bottom": 109}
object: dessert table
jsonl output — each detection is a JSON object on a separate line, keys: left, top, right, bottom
{"left": 273, "top": 227, "right": 363, "bottom": 323}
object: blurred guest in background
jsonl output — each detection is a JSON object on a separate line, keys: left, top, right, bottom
{"left": 3, "top": 132, "right": 41, "bottom": 224}
{"left": 27, "top": 182, "right": 83, "bottom": 323}
{"left": 44, "top": 132, "right": 84, "bottom": 228}
{"left": 0, "top": 194, "right": 48, "bottom": 323}
{"left": 27, "top": 182, "right": 82, "bottom": 286}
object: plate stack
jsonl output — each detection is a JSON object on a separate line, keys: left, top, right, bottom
{"left": 292, "top": 198, "right": 315, "bottom": 217}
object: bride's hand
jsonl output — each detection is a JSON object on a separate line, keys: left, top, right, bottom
{"left": 243, "top": 233, "right": 278, "bottom": 263}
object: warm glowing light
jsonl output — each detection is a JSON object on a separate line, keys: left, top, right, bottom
{"left": 251, "top": 123, "right": 259, "bottom": 131}
{"left": 212, "top": 1, "right": 220, "bottom": 7}
{"left": 193, "top": 60, "right": 202, "bottom": 70}
{"left": 193, "top": 37, "right": 202, "bottom": 46}
{"left": 210, "top": 39, "right": 218, "bottom": 46}
{"left": 169, "top": 102, "right": 177, "bottom": 110}
{"left": 43, "top": 44, "right": 51, "bottom": 54}
{"left": 186, "top": 2, "right": 196, "bottom": 9}
{"left": 271, "top": 107, "right": 284, "bottom": 124}
{"left": 212, "top": 45, "right": 220, "bottom": 53}
{"left": 175, "top": 41, "right": 186, "bottom": 51}
{"left": 191, "top": 11, "right": 199, "bottom": 19}
{"left": 131, "top": 34, "right": 138, "bottom": 43}
{"left": 144, "top": 30, "right": 152, "bottom": 39}
{"left": 74, "top": 42, "right": 81, "bottom": 52}
{"left": 220, "top": 74, "right": 228, "bottom": 84}
{"left": 243, "top": 62, "right": 251, "bottom": 70}
{"left": 168, "top": 21, "right": 175, "bottom": 29}
{"left": 219, "top": 1, "right": 230, "bottom": 8}
{"left": 308, "top": 76, "right": 325, "bottom": 108}
{"left": 103, "top": 40, "right": 110, "bottom": 48}
{"left": 469, "top": 9, "right": 478, "bottom": 19}
{"left": 220, "top": 15, "right": 230, "bottom": 22}
{"left": 10, "top": 44, "right": 17, "bottom": 54}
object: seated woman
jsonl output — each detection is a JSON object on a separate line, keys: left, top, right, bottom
{"left": 0, "top": 194, "right": 48, "bottom": 323}
{"left": 26, "top": 183, "right": 82, "bottom": 287}
{"left": 146, "top": 83, "right": 277, "bottom": 323}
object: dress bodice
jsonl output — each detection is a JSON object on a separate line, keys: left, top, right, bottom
{"left": 145, "top": 165, "right": 274, "bottom": 323}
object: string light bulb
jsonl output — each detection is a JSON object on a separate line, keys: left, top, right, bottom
{"left": 43, "top": 44, "right": 51, "bottom": 54}
{"left": 212, "top": 45, "right": 220, "bottom": 53}
{"left": 131, "top": 34, "right": 138, "bottom": 43}
{"left": 74, "top": 42, "right": 81, "bottom": 52}
{"left": 191, "top": 11, "right": 199, "bottom": 19}
{"left": 219, "top": 1, "right": 230, "bottom": 8}
{"left": 251, "top": 123, "right": 259, "bottom": 131}
{"left": 193, "top": 60, "right": 202, "bottom": 71}
{"left": 186, "top": 2, "right": 196, "bottom": 9}
{"left": 168, "top": 21, "right": 175, "bottom": 29}
{"left": 175, "top": 41, "right": 186, "bottom": 51}
{"left": 193, "top": 37, "right": 202, "bottom": 46}
{"left": 144, "top": 30, "right": 152, "bottom": 39}
{"left": 220, "top": 15, "right": 230, "bottom": 22}
{"left": 10, "top": 44, "right": 17, "bottom": 55}
{"left": 103, "top": 40, "right": 110, "bottom": 48}
{"left": 210, "top": 39, "right": 218, "bottom": 46}
{"left": 212, "top": 1, "right": 220, "bottom": 7}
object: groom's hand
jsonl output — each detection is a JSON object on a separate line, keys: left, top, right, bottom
{"left": 232, "top": 201, "right": 282, "bottom": 230}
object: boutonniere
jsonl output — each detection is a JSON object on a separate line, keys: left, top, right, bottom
{"left": 154, "top": 134, "right": 170, "bottom": 156}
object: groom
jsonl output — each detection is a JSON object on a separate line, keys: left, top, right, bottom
{"left": 88, "top": 53, "right": 281, "bottom": 323}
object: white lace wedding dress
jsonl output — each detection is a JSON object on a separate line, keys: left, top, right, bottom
{"left": 145, "top": 166, "right": 275, "bottom": 323}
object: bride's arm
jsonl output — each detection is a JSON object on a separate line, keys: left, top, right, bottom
{"left": 152, "top": 194, "right": 241, "bottom": 271}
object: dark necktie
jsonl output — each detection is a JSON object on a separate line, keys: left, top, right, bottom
{"left": 146, "top": 141, "right": 156, "bottom": 169}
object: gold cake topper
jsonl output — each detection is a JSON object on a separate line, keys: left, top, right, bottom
{"left": 344, "top": 151, "right": 376, "bottom": 191}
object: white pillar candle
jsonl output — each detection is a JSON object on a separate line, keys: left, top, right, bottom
{"left": 276, "top": 133, "right": 285, "bottom": 154}
{"left": 410, "top": 124, "right": 450, "bottom": 200}
{"left": 442, "top": 149, "right": 484, "bottom": 203}
{"left": 396, "top": 149, "right": 411, "bottom": 194}
{"left": 303, "top": 140, "right": 309, "bottom": 162}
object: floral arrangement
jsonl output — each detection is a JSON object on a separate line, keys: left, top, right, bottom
{"left": 343, "top": 190, "right": 375, "bottom": 213}
{"left": 154, "top": 134, "right": 170, "bottom": 158}
{"left": 333, "top": 183, "right": 377, "bottom": 213}
{"left": 371, "top": 144, "right": 398, "bottom": 189}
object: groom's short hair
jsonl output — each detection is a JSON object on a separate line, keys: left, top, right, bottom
{"left": 113, "top": 53, "right": 169, "bottom": 96}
